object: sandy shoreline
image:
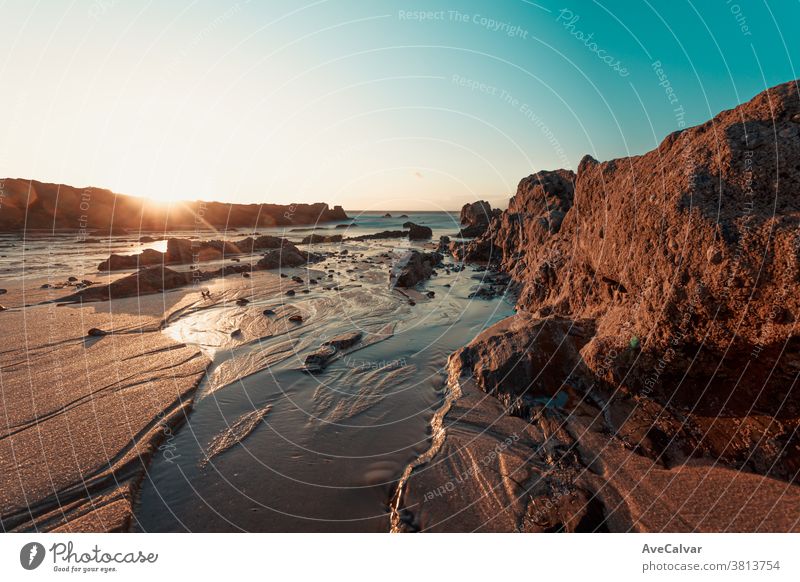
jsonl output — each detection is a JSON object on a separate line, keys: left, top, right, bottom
{"left": 0, "top": 225, "right": 504, "bottom": 532}
{"left": 0, "top": 266, "right": 281, "bottom": 531}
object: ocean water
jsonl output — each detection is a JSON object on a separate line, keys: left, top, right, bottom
{"left": 0, "top": 210, "right": 461, "bottom": 282}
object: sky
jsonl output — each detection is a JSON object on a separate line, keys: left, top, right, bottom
{"left": 0, "top": 0, "right": 798, "bottom": 211}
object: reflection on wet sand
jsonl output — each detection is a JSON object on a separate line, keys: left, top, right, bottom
{"left": 133, "top": 237, "right": 514, "bottom": 532}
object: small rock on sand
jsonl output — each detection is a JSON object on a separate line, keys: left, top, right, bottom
{"left": 87, "top": 328, "right": 108, "bottom": 337}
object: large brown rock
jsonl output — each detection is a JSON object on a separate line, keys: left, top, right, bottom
{"left": 97, "top": 248, "right": 163, "bottom": 271}
{"left": 458, "top": 200, "right": 500, "bottom": 238}
{"left": 390, "top": 251, "right": 442, "bottom": 288}
{"left": 460, "top": 200, "right": 496, "bottom": 228}
{"left": 65, "top": 266, "right": 192, "bottom": 302}
{"left": 402, "top": 222, "right": 433, "bottom": 240}
{"left": 256, "top": 244, "right": 315, "bottom": 269}
{"left": 396, "top": 79, "right": 800, "bottom": 532}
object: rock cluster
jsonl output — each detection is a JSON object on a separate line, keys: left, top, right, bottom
{"left": 98, "top": 235, "right": 313, "bottom": 271}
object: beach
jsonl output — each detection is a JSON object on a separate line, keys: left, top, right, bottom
{"left": 0, "top": 211, "right": 514, "bottom": 531}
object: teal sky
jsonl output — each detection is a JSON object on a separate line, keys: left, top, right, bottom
{"left": 1, "top": 0, "right": 797, "bottom": 210}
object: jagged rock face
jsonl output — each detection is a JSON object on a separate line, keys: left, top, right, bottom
{"left": 460, "top": 200, "right": 495, "bottom": 227}
{"left": 459, "top": 200, "right": 501, "bottom": 238}
{"left": 463, "top": 169, "right": 575, "bottom": 268}
{"left": 469, "top": 81, "right": 800, "bottom": 398}
{"left": 396, "top": 80, "right": 800, "bottom": 532}
{"left": 448, "top": 315, "right": 593, "bottom": 405}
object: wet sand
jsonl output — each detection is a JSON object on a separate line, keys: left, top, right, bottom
{"left": 133, "top": 239, "right": 513, "bottom": 531}
{"left": 0, "top": 278, "right": 208, "bottom": 531}
{"left": 0, "top": 227, "right": 513, "bottom": 532}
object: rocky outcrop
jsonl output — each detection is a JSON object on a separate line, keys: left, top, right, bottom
{"left": 395, "top": 79, "right": 800, "bottom": 532}
{"left": 0, "top": 179, "right": 348, "bottom": 232}
{"left": 460, "top": 200, "right": 495, "bottom": 228}
{"left": 98, "top": 235, "right": 296, "bottom": 271}
{"left": 402, "top": 222, "right": 433, "bottom": 240}
{"left": 300, "top": 234, "right": 343, "bottom": 245}
{"left": 74, "top": 242, "right": 318, "bottom": 302}
{"left": 390, "top": 251, "right": 442, "bottom": 288}
{"left": 347, "top": 230, "right": 408, "bottom": 241}
{"left": 256, "top": 245, "right": 316, "bottom": 269}
{"left": 97, "top": 248, "right": 164, "bottom": 271}
{"left": 459, "top": 200, "right": 500, "bottom": 237}
{"left": 64, "top": 266, "right": 193, "bottom": 302}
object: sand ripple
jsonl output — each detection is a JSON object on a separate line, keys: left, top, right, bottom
{"left": 199, "top": 405, "right": 272, "bottom": 468}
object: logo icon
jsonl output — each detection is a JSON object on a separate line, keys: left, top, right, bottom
{"left": 20, "top": 542, "right": 46, "bottom": 570}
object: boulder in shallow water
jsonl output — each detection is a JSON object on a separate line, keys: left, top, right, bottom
{"left": 304, "top": 345, "right": 337, "bottom": 373}
{"left": 304, "top": 331, "right": 363, "bottom": 372}
{"left": 390, "top": 250, "right": 443, "bottom": 288}
{"left": 402, "top": 222, "right": 433, "bottom": 240}
{"left": 98, "top": 248, "right": 164, "bottom": 271}
{"left": 256, "top": 244, "right": 314, "bottom": 269}
{"left": 322, "top": 331, "right": 363, "bottom": 350}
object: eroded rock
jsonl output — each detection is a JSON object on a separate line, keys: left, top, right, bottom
{"left": 390, "top": 251, "right": 443, "bottom": 288}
